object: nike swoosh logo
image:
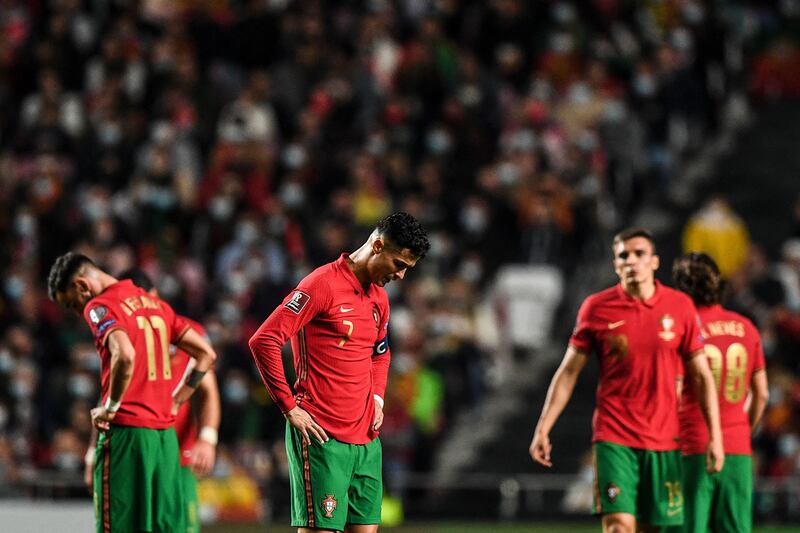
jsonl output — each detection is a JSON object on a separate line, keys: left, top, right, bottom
{"left": 608, "top": 320, "right": 626, "bottom": 329}
{"left": 340, "top": 306, "right": 354, "bottom": 313}
{"left": 666, "top": 507, "right": 682, "bottom": 517}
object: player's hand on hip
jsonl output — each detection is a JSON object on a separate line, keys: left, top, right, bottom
{"left": 706, "top": 440, "right": 725, "bottom": 473}
{"left": 90, "top": 406, "right": 115, "bottom": 432}
{"left": 529, "top": 432, "right": 553, "bottom": 467}
{"left": 191, "top": 440, "right": 216, "bottom": 477}
{"left": 286, "top": 406, "right": 329, "bottom": 445}
{"left": 372, "top": 401, "right": 384, "bottom": 431}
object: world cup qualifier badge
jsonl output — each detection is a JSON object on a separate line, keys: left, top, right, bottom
{"left": 605, "top": 482, "right": 621, "bottom": 504}
{"left": 320, "top": 494, "right": 337, "bottom": 518}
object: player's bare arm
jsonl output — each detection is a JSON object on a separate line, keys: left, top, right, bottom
{"left": 172, "top": 327, "right": 217, "bottom": 408}
{"left": 748, "top": 369, "right": 769, "bottom": 430}
{"left": 192, "top": 367, "right": 221, "bottom": 476}
{"left": 530, "top": 346, "right": 589, "bottom": 467}
{"left": 91, "top": 329, "right": 135, "bottom": 432}
{"left": 686, "top": 350, "right": 725, "bottom": 473}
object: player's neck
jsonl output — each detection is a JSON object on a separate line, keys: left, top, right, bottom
{"left": 346, "top": 247, "right": 372, "bottom": 290}
{"left": 95, "top": 271, "right": 120, "bottom": 294}
{"left": 623, "top": 279, "right": 655, "bottom": 301}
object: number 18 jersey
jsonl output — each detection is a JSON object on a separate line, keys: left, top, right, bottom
{"left": 679, "top": 304, "right": 765, "bottom": 455}
{"left": 83, "top": 280, "right": 190, "bottom": 429}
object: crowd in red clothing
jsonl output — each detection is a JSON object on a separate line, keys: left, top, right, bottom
{"left": 0, "top": 0, "right": 796, "bottom": 517}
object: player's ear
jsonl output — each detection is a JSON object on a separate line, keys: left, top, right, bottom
{"left": 652, "top": 254, "right": 660, "bottom": 271}
{"left": 372, "top": 237, "right": 384, "bottom": 255}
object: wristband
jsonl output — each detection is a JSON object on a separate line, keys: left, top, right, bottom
{"left": 105, "top": 397, "right": 121, "bottom": 413}
{"left": 373, "top": 394, "right": 384, "bottom": 408}
{"left": 198, "top": 426, "right": 219, "bottom": 446}
{"left": 85, "top": 446, "right": 96, "bottom": 466}
{"left": 184, "top": 369, "right": 207, "bottom": 388}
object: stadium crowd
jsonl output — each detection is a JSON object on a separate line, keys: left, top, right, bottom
{"left": 0, "top": 0, "right": 797, "bottom": 521}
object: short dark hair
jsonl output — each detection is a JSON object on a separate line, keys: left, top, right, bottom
{"left": 47, "top": 252, "right": 96, "bottom": 300}
{"left": 672, "top": 252, "right": 722, "bottom": 306}
{"left": 376, "top": 212, "right": 430, "bottom": 258}
{"left": 612, "top": 227, "right": 656, "bottom": 254}
{"left": 118, "top": 268, "right": 154, "bottom": 292}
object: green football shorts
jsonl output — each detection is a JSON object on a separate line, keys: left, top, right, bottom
{"left": 285, "top": 421, "right": 382, "bottom": 530}
{"left": 593, "top": 441, "right": 684, "bottom": 526}
{"left": 675, "top": 453, "right": 753, "bottom": 533}
{"left": 93, "top": 425, "right": 185, "bottom": 533}
{"left": 181, "top": 465, "right": 200, "bottom": 533}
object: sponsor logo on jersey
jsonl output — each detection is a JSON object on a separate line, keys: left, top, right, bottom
{"left": 608, "top": 320, "right": 625, "bottom": 330}
{"left": 606, "top": 482, "right": 621, "bottom": 504}
{"left": 285, "top": 291, "right": 310, "bottom": 314}
{"left": 372, "top": 305, "right": 380, "bottom": 327}
{"left": 320, "top": 494, "right": 337, "bottom": 518}
{"left": 89, "top": 305, "right": 108, "bottom": 324}
{"left": 659, "top": 314, "right": 676, "bottom": 341}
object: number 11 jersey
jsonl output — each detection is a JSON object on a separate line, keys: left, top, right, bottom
{"left": 83, "top": 279, "right": 190, "bottom": 429}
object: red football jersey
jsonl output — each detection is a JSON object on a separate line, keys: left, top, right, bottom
{"left": 570, "top": 282, "right": 704, "bottom": 450}
{"left": 250, "top": 254, "right": 391, "bottom": 444}
{"left": 84, "top": 280, "right": 190, "bottom": 429}
{"left": 679, "top": 305, "right": 765, "bottom": 455}
{"left": 172, "top": 317, "right": 207, "bottom": 467}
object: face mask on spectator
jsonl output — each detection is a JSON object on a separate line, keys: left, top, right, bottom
{"left": 459, "top": 258, "right": 483, "bottom": 284}
{"left": 4, "top": 276, "right": 25, "bottom": 301}
{"left": 54, "top": 452, "right": 81, "bottom": 471}
{"left": 209, "top": 196, "right": 235, "bottom": 221}
{"left": 282, "top": 144, "right": 307, "bottom": 169}
{"left": 11, "top": 379, "right": 33, "bottom": 399}
{"left": 778, "top": 433, "right": 800, "bottom": 457}
{"left": 218, "top": 300, "right": 242, "bottom": 324}
{"left": 461, "top": 205, "right": 488, "bottom": 235}
{"left": 279, "top": 181, "right": 306, "bottom": 209}
{"left": 426, "top": 128, "right": 452, "bottom": 155}
{"left": 68, "top": 374, "right": 95, "bottom": 399}
{"left": 235, "top": 221, "right": 259, "bottom": 245}
{"left": 98, "top": 121, "right": 122, "bottom": 145}
{"left": 633, "top": 74, "right": 656, "bottom": 97}
{"left": 224, "top": 380, "right": 248, "bottom": 405}
{"left": 0, "top": 349, "right": 13, "bottom": 373}
{"left": 14, "top": 212, "right": 36, "bottom": 238}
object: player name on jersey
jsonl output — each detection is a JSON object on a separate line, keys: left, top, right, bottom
{"left": 701, "top": 320, "right": 746, "bottom": 339}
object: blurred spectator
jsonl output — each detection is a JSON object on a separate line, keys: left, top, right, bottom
{"left": 683, "top": 196, "right": 751, "bottom": 278}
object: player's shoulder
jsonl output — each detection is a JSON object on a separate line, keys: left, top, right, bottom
{"left": 180, "top": 315, "right": 206, "bottom": 337}
{"left": 719, "top": 307, "right": 760, "bottom": 336}
{"left": 298, "top": 261, "right": 337, "bottom": 290}
{"left": 660, "top": 284, "right": 696, "bottom": 309}
{"left": 583, "top": 286, "right": 619, "bottom": 307}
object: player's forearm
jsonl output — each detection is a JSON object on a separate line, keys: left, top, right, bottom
{"left": 371, "top": 350, "right": 391, "bottom": 401}
{"left": 108, "top": 347, "right": 135, "bottom": 403}
{"left": 248, "top": 328, "right": 296, "bottom": 413}
{"left": 535, "top": 368, "right": 579, "bottom": 436}
{"left": 749, "top": 371, "right": 769, "bottom": 430}
{"left": 197, "top": 371, "right": 221, "bottom": 432}
{"left": 696, "top": 370, "right": 723, "bottom": 442}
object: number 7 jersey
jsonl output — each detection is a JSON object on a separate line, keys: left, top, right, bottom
{"left": 678, "top": 304, "right": 765, "bottom": 455}
{"left": 83, "top": 280, "right": 190, "bottom": 429}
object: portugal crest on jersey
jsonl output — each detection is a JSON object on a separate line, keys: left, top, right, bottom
{"left": 658, "top": 314, "right": 676, "bottom": 341}
{"left": 605, "top": 482, "right": 621, "bottom": 503}
{"left": 320, "top": 494, "right": 337, "bottom": 518}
